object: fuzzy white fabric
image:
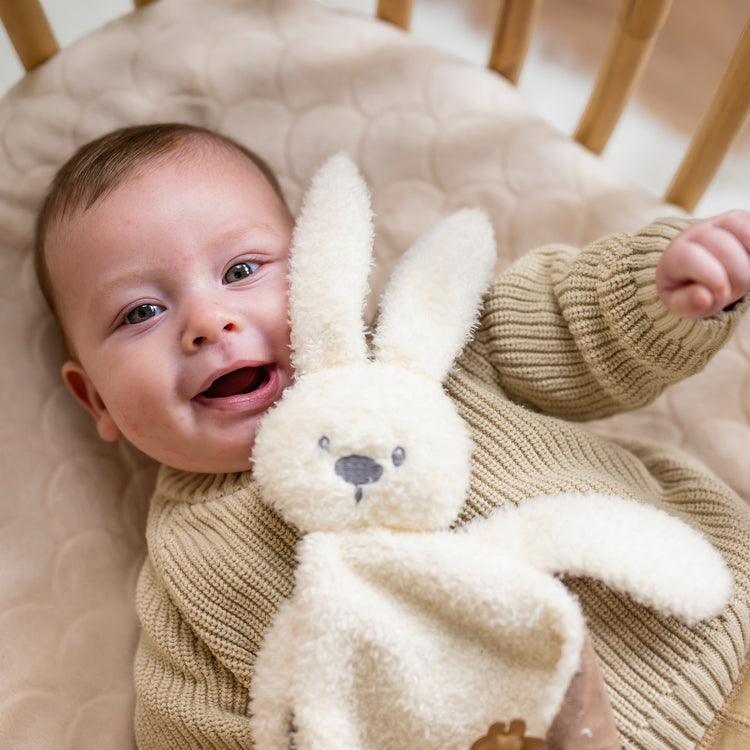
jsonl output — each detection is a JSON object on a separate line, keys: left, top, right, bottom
{"left": 250, "top": 521, "right": 586, "bottom": 747}
{"left": 253, "top": 153, "right": 497, "bottom": 535}
{"left": 250, "top": 494, "right": 732, "bottom": 749}
{"left": 471, "top": 494, "right": 734, "bottom": 627}
{"left": 286, "top": 152, "right": 375, "bottom": 374}
{"left": 249, "top": 155, "right": 733, "bottom": 749}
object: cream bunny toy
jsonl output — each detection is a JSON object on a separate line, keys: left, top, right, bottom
{"left": 250, "top": 153, "right": 733, "bottom": 750}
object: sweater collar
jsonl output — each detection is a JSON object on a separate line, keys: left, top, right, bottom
{"left": 154, "top": 463, "right": 257, "bottom": 505}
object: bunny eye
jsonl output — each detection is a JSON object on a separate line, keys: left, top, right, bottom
{"left": 392, "top": 446, "right": 406, "bottom": 467}
{"left": 318, "top": 436, "right": 331, "bottom": 451}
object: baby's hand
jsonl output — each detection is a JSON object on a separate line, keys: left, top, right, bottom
{"left": 656, "top": 210, "right": 750, "bottom": 318}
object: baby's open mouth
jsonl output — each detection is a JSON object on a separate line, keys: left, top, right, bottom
{"left": 201, "top": 366, "right": 270, "bottom": 399}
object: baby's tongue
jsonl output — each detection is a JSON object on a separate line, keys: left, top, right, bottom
{"left": 204, "top": 367, "right": 266, "bottom": 398}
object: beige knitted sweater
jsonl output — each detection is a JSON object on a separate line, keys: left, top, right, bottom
{"left": 134, "top": 218, "right": 750, "bottom": 750}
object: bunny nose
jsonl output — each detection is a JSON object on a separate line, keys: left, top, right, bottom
{"left": 335, "top": 455, "right": 383, "bottom": 502}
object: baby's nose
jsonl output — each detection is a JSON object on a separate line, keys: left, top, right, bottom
{"left": 181, "top": 306, "right": 240, "bottom": 352}
{"left": 191, "top": 322, "right": 236, "bottom": 347}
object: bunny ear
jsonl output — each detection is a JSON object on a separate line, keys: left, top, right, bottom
{"left": 373, "top": 209, "right": 496, "bottom": 381}
{"left": 288, "top": 153, "right": 374, "bottom": 376}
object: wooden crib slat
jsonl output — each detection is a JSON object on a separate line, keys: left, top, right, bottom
{"left": 0, "top": 0, "right": 58, "bottom": 72}
{"left": 133, "top": 0, "right": 159, "bottom": 6}
{"left": 377, "top": 0, "right": 413, "bottom": 31}
{"left": 665, "top": 17, "right": 750, "bottom": 212}
{"left": 488, "top": 0, "right": 543, "bottom": 84}
{"left": 573, "top": 0, "right": 672, "bottom": 155}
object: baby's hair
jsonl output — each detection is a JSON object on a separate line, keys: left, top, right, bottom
{"left": 34, "top": 122, "right": 288, "bottom": 349}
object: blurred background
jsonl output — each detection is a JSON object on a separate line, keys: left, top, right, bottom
{"left": 1, "top": 0, "right": 746, "bottom": 215}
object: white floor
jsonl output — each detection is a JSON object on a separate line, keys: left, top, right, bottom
{"left": 0, "top": 0, "right": 746, "bottom": 215}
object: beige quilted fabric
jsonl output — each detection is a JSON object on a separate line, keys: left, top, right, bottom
{"left": 0, "top": 0, "right": 747, "bottom": 748}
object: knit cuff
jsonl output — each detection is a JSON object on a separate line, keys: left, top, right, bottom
{"left": 598, "top": 217, "right": 746, "bottom": 376}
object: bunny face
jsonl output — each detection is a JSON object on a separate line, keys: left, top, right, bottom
{"left": 253, "top": 362, "right": 474, "bottom": 533}
{"left": 252, "top": 152, "right": 496, "bottom": 536}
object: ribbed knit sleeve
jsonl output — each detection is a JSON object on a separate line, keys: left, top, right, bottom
{"left": 475, "top": 218, "right": 746, "bottom": 421}
{"left": 134, "top": 467, "right": 299, "bottom": 750}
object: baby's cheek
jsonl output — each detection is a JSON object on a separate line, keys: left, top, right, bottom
{"left": 117, "top": 407, "right": 145, "bottom": 440}
{"left": 112, "top": 385, "right": 155, "bottom": 440}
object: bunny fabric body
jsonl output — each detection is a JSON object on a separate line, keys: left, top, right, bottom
{"left": 249, "top": 154, "right": 733, "bottom": 750}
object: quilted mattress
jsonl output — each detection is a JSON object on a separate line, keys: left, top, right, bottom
{"left": 0, "top": 0, "right": 748, "bottom": 747}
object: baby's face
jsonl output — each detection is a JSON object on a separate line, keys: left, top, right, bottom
{"left": 48, "top": 148, "right": 295, "bottom": 473}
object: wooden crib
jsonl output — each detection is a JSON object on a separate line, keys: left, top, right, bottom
{"left": 2, "top": 0, "right": 749, "bottom": 211}
{"left": 0, "top": 2, "right": 748, "bottom": 749}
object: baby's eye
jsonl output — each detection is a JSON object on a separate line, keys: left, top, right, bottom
{"left": 224, "top": 261, "right": 260, "bottom": 284}
{"left": 125, "top": 303, "right": 164, "bottom": 325}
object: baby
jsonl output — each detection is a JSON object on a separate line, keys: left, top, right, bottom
{"left": 36, "top": 122, "right": 750, "bottom": 750}
{"left": 36, "top": 122, "right": 295, "bottom": 473}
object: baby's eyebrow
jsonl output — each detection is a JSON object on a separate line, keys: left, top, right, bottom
{"left": 86, "top": 265, "right": 159, "bottom": 316}
{"left": 206, "top": 221, "right": 286, "bottom": 254}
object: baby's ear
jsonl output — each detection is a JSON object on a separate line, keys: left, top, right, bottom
{"left": 61, "top": 360, "right": 122, "bottom": 442}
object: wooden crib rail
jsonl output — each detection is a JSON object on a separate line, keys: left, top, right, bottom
{"left": 666, "top": 15, "right": 750, "bottom": 212}
{"left": 0, "top": 0, "right": 58, "bottom": 72}
{"left": 377, "top": 0, "right": 413, "bottom": 31}
{"left": 488, "top": 0, "right": 544, "bottom": 84}
{"left": 0, "top": 0, "right": 157, "bottom": 72}
{"left": 2, "top": 0, "right": 748, "bottom": 212}
{"left": 375, "top": 0, "right": 750, "bottom": 212}
{"left": 573, "top": 0, "right": 673, "bottom": 155}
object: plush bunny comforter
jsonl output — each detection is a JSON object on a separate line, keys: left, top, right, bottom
{"left": 134, "top": 155, "right": 749, "bottom": 750}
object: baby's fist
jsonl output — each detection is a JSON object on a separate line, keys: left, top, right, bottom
{"left": 656, "top": 210, "right": 750, "bottom": 318}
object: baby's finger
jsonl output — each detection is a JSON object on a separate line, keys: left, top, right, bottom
{"left": 672, "top": 239, "right": 731, "bottom": 295}
{"left": 657, "top": 239, "right": 731, "bottom": 317}
{"left": 712, "top": 210, "right": 750, "bottom": 251}
{"left": 664, "top": 283, "right": 717, "bottom": 319}
{"left": 689, "top": 224, "right": 750, "bottom": 305}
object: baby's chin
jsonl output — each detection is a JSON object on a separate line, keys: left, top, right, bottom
{"left": 126, "top": 430, "right": 262, "bottom": 476}
{"left": 158, "top": 451, "right": 257, "bottom": 476}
